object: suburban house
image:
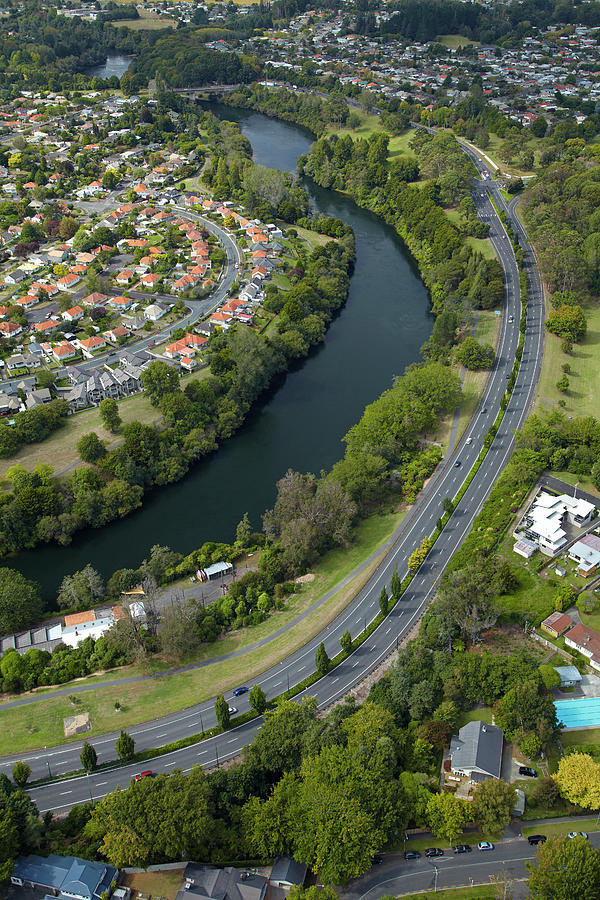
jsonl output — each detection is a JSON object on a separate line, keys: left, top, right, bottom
{"left": 115, "top": 269, "right": 134, "bottom": 285}
{"left": 449, "top": 720, "right": 504, "bottom": 782}
{"left": 107, "top": 295, "right": 133, "bottom": 312}
{"left": 53, "top": 342, "right": 77, "bottom": 362}
{"left": 565, "top": 623, "right": 600, "bottom": 672}
{"left": 569, "top": 533, "right": 600, "bottom": 576}
{"left": 541, "top": 611, "right": 574, "bottom": 638}
{"left": 62, "top": 305, "right": 84, "bottom": 322}
{"left": 174, "top": 864, "right": 267, "bottom": 900}
{"left": 0, "top": 321, "right": 22, "bottom": 337}
{"left": 79, "top": 335, "right": 106, "bottom": 357}
{"left": 144, "top": 303, "right": 167, "bottom": 321}
{"left": 11, "top": 855, "right": 117, "bottom": 900}
{"left": 269, "top": 858, "right": 307, "bottom": 891}
{"left": 553, "top": 665, "right": 582, "bottom": 687}
{"left": 514, "top": 491, "right": 597, "bottom": 555}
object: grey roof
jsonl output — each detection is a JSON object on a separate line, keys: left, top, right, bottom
{"left": 12, "top": 855, "right": 116, "bottom": 900}
{"left": 554, "top": 665, "right": 582, "bottom": 682}
{"left": 450, "top": 720, "right": 504, "bottom": 779}
{"left": 176, "top": 865, "right": 267, "bottom": 900}
{"left": 270, "top": 857, "right": 307, "bottom": 886}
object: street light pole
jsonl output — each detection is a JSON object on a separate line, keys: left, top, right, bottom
{"left": 433, "top": 866, "right": 438, "bottom": 893}
{"left": 45, "top": 747, "right": 51, "bottom": 778}
{"left": 575, "top": 481, "right": 580, "bottom": 499}
{"left": 199, "top": 710, "right": 204, "bottom": 734}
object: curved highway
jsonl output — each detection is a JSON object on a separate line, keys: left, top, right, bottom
{"left": 5, "top": 153, "right": 544, "bottom": 813}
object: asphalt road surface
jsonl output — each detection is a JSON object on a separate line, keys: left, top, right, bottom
{"left": 342, "top": 833, "right": 600, "bottom": 899}
{"left": 7, "top": 152, "right": 545, "bottom": 813}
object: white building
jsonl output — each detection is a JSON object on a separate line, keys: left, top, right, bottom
{"left": 514, "top": 491, "right": 596, "bottom": 556}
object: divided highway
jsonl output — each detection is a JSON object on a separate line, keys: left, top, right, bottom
{"left": 5, "top": 156, "right": 545, "bottom": 813}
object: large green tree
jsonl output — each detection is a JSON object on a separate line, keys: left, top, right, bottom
{"left": 426, "top": 791, "right": 471, "bottom": 844}
{"left": 555, "top": 753, "right": 600, "bottom": 810}
{"left": 471, "top": 778, "right": 516, "bottom": 835}
{"left": 527, "top": 836, "right": 600, "bottom": 899}
{"left": 0, "top": 569, "right": 43, "bottom": 636}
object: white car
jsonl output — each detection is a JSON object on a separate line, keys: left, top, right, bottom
{"left": 228, "top": 706, "right": 237, "bottom": 715}
{"left": 466, "top": 437, "right": 473, "bottom": 445}
{"left": 477, "top": 841, "right": 494, "bottom": 851}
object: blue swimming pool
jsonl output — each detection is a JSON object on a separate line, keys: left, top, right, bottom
{"left": 555, "top": 697, "right": 600, "bottom": 729}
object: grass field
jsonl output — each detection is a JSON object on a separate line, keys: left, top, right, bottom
{"left": 522, "top": 819, "right": 598, "bottom": 838}
{"left": 548, "top": 470, "right": 600, "bottom": 498}
{"left": 122, "top": 869, "right": 185, "bottom": 900}
{"left": 118, "top": 10, "right": 176, "bottom": 29}
{"left": 561, "top": 728, "right": 600, "bottom": 747}
{"left": 437, "top": 33, "right": 481, "bottom": 49}
{"left": 535, "top": 300, "right": 600, "bottom": 419}
{"left": 495, "top": 566, "right": 557, "bottom": 625}
{"left": 0, "top": 510, "right": 405, "bottom": 754}
{"left": 457, "top": 706, "right": 493, "bottom": 728}
{"left": 399, "top": 887, "right": 498, "bottom": 900}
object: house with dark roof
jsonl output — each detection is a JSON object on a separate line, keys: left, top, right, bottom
{"left": 11, "top": 855, "right": 117, "bottom": 900}
{"left": 174, "top": 864, "right": 267, "bottom": 900}
{"left": 449, "top": 720, "right": 504, "bottom": 783}
{"left": 269, "top": 858, "right": 306, "bottom": 890}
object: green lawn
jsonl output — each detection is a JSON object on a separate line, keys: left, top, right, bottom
{"left": 535, "top": 299, "right": 600, "bottom": 418}
{"left": 122, "top": 869, "right": 185, "bottom": 900}
{"left": 119, "top": 10, "right": 175, "bottom": 29}
{"left": 561, "top": 728, "right": 600, "bottom": 747}
{"left": 522, "top": 819, "right": 599, "bottom": 838}
{"left": 457, "top": 707, "right": 493, "bottom": 728}
{"left": 437, "top": 33, "right": 481, "bottom": 49}
{"left": 495, "top": 567, "right": 557, "bottom": 626}
{"left": 0, "top": 510, "right": 405, "bottom": 754}
{"left": 399, "top": 887, "right": 497, "bottom": 900}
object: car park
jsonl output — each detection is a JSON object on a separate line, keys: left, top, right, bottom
{"left": 519, "top": 766, "right": 537, "bottom": 777}
{"left": 453, "top": 845, "right": 472, "bottom": 854}
{"left": 403, "top": 850, "right": 421, "bottom": 860}
{"left": 425, "top": 848, "right": 444, "bottom": 858}
{"left": 477, "top": 842, "right": 494, "bottom": 851}
{"left": 232, "top": 686, "right": 248, "bottom": 696}
{"left": 528, "top": 835, "right": 547, "bottom": 845}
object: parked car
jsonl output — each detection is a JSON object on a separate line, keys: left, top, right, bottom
{"left": 371, "top": 855, "right": 383, "bottom": 865}
{"left": 134, "top": 770, "right": 153, "bottom": 781}
{"left": 453, "top": 845, "right": 472, "bottom": 854}
{"left": 477, "top": 842, "right": 494, "bottom": 851}
{"left": 528, "top": 835, "right": 547, "bottom": 845}
{"left": 403, "top": 850, "right": 421, "bottom": 860}
{"left": 568, "top": 832, "right": 588, "bottom": 840}
{"left": 424, "top": 848, "right": 444, "bottom": 858}
{"left": 232, "top": 686, "right": 248, "bottom": 696}
{"left": 519, "top": 766, "right": 537, "bottom": 778}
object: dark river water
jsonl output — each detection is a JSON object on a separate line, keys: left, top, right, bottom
{"left": 13, "top": 104, "right": 432, "bottom": 600}
{"left": 87, "top": 54, "right": 132, "bottom": 80}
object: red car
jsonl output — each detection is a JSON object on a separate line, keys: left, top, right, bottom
{"left": 134, "top": 770, "right": 153, "bottom": 781}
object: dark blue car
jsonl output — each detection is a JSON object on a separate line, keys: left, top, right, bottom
{"left": 232, "top": 686, "right": 249, "bottom": 696}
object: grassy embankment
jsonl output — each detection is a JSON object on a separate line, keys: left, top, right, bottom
{"left": 118, "top": 10, "right": 176, "bottom": 29}
{"left": 0, "top": 509, "right": 405, "bottom": 754}
{"left": 398, "top": 889, "right": 500, "bottom": 900}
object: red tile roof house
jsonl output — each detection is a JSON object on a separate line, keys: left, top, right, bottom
{"left": 30, "top": 282, "right": 59, "bottom": 297}
{"left": 541, "top": 611, "right": 574, "bottom": 639}
{"left": 173, "top": 274, "right": 198, "bottom": 293}
{"left": 82, "top": 292, "right": 108, "bottom": 307}
{"left": 180, "top": 356, "right": 196, "bottom": 372}
{"left": 0, "top": 306, "right": 9, "bottom": 320}
{"left": 107, "top": 295, "right": 133, "bottom": 311}
{"left": 62, "top": 305, "right": 84, "bottom": 323}
{"left": 565, "top": 623, "right": 600, "bottom": 672}
{"left": 209, "top": 310, "right": 234, "bottom": 329}
{"left": 56, "top": 273, "right": 82, "bottom": 292}
{"left": 52, "top": 341, "right": 77, "bottom": 362}
{"left": 15, "top": 295, "right": 38, "bottom": 310}
{"left": 0, "top": 321, "right": 22, "bottom": 337}
{"left": 115, "top": 270, "right": 134, "bottom": 285}
{"left": 103, "top": 325, "right": 131, "bottom": 343}
{"left": 140, "top": 273, "right": 161, "bottom": 288}
{"left": 78, "top": 335, "right": 106, "bottom": 357}
{"left": 32, "top": 319, "right": 60, "bottom": 334}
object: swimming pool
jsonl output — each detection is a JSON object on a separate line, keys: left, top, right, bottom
{"left": 555, "top": 697, "right": 600, "bottom": 729}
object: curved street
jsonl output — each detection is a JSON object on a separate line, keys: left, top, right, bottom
{"left": 1, "top": 152, "right": 546, "bottom": 813}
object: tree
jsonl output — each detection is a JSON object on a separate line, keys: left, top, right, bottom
{"left": 141, "top": 361, "right": 180, "bottom": 406}
{"left": 520, "top": 733, "right": 542, "bottom": 760}
{"left": 159, "top": 605, "right": 199, "bottom": 659}
{"left": 0, "top": 568, "right": 43, "bottom": 636}
{"left": 546, "top": 305, "right": 587, "bottom": 342}
{"left": 36, "top": 370, "right": 56, "bottom": 390}
{"left": 57, "top": 565, "right": 104, "bottom": 611}
{"left": 100, "top": 398, "right": 121, "bottom": 433}
{"left": 77, "top": 432, "right": 106, "bottom": 463}
{"left": 471, "top": 779, "right": 516, "bottom": 836}
{"left": 455, "top": 337, "right": 495, "bottom": 369}
{"left": 533, "top": 777, "right": 560, "bottom": 810}
{"left": 236, "top": 512, "right": 252, "bottom": 546}
{"left": 526, "top": 836, "right": 600, "bottom": 899}
{"left": 80, "top": 741, "right": 97, "bottom": 772}
{"left": 249, "top": 684, "right": 267, "bottom": 714}
{"left": 315, "top": 642, "right": 331, "bottom": 676}
{"left": 442, "top": 497, "right": 454, "bottom": 515}
{"left": 556, "top": 374, "right": 570, "bottom": 393}
{"left": 340, "top": 630, "right": 352, "bottom": 654}
{"left": 0, "top": 805, "right": 19, "bottom": 886}
{"left": 215, "top": 694, "right": 231, "bottom": 730}
{"left": 538, "top": 665, "right": 561, "bottom": 691}
{"left": 390, "top": 566, "right": 402, "bottom": 601}
{"left": 379, "top": 585, "right": 389, "bottom": 616}
{"left": 555, "top": 753, "right": 600, "bottom": 810}
{"left": 115, "top": 730, "right": 135, "bottom": 761}
{"left": 11, "top": 761, "right": 30, "bottom": 787}
{"left": 408, "top": 537, "right": 433, "bottom": 574}
{"left": 426, "top": 791, "right": 471, "bottom": 844}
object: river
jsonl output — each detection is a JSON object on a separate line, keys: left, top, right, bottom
{"left": 12, "top": 105, "right": 432, "bottom": 600}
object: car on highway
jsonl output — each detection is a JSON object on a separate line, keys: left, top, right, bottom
{"left": 466, "top": 437, "right": 472, "bottom": 444}
{"left": 228, "top": 706, "right": 237, "bottom": 715}
{"left": 453, "top": 845, "right": 472, "bottom": 854}
{"left": 519, "top": 766, "right": 537, "bottom": 777}
{"left": 477, "top": 842, "right": 494, "bottom": 851}
{"left": 134, "top": 770, "right": 153, "bottom": 781}
{"left": 424, "top": 848, "right": 444, "bottom": 858}
{"left": 403, "top": 850, "right": 421, "bottom": 860}
{"left": 528, "top": 835, "right": 547, "bottom": 845}
{"left": 481, "top": 407, "right": 487, "bottom": 414}
{"left": 454, "top": 460, "right": 461, "bottom": 467}
{"left": 232, "top": 686, "right": 248, "bottom": 696}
